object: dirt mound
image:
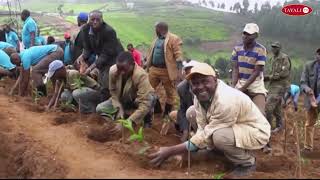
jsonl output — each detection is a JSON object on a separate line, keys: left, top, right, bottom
{"left": 52, "top": 113, "right": 78, "bottom": 125}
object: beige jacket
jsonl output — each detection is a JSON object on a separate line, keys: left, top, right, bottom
{"left": 146, "top": 32, "right": 183, "bottom": 81}
{"left": 109, "top": 64, "right": 155, "bottom": 124}
{"left": 190, "top": 80, "right": 270, "bottom": 150}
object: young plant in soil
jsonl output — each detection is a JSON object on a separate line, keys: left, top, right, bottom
{"left": 59, "top": 101, "right": 76, "bottom": 112}
{"left": 32, "top": 89, "right": 44, "bottom": 104}
{"left": 100, "top": 107, "right": 118, "bottom": 121}
{"left": 71, "top": 75, "right": 85, "bottom": 90}
{"left": 212, "top": 172, "right": 225, "bottom": 179}
{"left": 117, "top": 119, "right": 151, "bottom": 155}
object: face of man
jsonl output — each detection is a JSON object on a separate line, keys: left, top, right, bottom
{"left": 242, "top": 32, "right": 257, "bottom": 45}
{"left": 190, "top": 74, "right": 217, "bottom": 102}
{"left": 116, "top": 61, "right": 134, "bottom": 78}
{"left": 271, "top": 46, "right": 280, "bottom": 55}
{"left": 21, "top": 13, "right": 27, "bottom": 21}
{"left": 89, "top": 12, "right": 103, "bottom": 30}
{"left": 127, "top": 45, "right": 133, "bottom": 52}
{"left": 155, "top": 25, "right": 168, "bottom": 37}
{"left": 51, "top": 67, "right": 66, "bottom": 80}
{"left": 65, "top": 38, "right": 71, "bottom": 43}
{"left": 4, "top": 25, "right": 9, "bottom": 33}
{"left": 10, "top": 53, "right": 21, "bottom": 66}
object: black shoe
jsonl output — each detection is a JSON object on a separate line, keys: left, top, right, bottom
{"left": 228, "top": 164, "right": 256, "bottom": 177}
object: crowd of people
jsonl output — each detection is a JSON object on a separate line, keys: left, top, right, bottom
{"left": 0, "top": 9, "right": 318, "bottom": 177}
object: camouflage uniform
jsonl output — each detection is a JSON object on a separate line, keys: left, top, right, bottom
{"left": 266, "top": 43, "right": 291, "bottom": 129}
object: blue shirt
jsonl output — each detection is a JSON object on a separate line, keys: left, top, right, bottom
{"left": 290, "top": 84, "right": 300, "bottom": 96}
{"left": 231, "top": 42, "right": 267, "bottom": 80}
{"left": 63, "top": 42, "right": 72, "bottom": 64}
{"left": 0, "top": 50, "right": 15, "bottom": 70}
{"left": 20, "top": 44, "right": 58, "bottom": 70}
{"left": 5, "top": 31, "right": 19, "bottom": 49}
{"left": 35, "top": 36, "right": 46, "bottom": 46}
{"left": 0, "top": 41, "right": 14, "bottom": 50}
{"left": 22, "top": 17, "right": 38, "bottom": 49}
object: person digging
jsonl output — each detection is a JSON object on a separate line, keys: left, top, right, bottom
{"left": 148, "top": 63, "right": 271, "bottom": 177}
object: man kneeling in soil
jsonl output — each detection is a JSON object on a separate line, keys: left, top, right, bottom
{"left": 10, "top": 44, "right": 64, "bottom": 96}
{"left": 149, "top": 63, "right": 271, "bottom": 177}
{"left": 45, "top": 60, "right": 100, "bottom": 112}
{"left": 96, "top": 51, "right": 156, "bottom": 129}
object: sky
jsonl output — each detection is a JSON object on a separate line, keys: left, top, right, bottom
{"left": 186, "top": 0, "right": 303, "bottom": 11}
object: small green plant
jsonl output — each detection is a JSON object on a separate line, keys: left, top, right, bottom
{"left": 212, "top": 172, "right": 225, "bottom": 179}
{"left": 100, "top": 107, "right": 118, "bottom": 120}
{"left": 59, "top": 101, "right": 76, "bottom": 112}
{"left": 32, "top": 89, "right": 44, "bottom": 104}
{"left": 71, "top": 75, "right": 85, "bottom": 89}
{"left": 117, "top": 119, "right": 150, "bottom": 154}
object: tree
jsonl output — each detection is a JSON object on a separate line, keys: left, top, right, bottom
{"left": 230, "top": 6, "right": 233, "bottom": 11}
{"left": 242, "top": 0, "right": 249, "bottom": 13}
{"left": 220, "top": 3, "right": 225, "bottom": 9}
{"left": 260, "top": 1, "right": 271, "bottom": 13}
{"left": 254, "top": 2, "right": 258, "bottom": 14}
{"left": 233, "top": 2, "right": 241, "bottom": 14}
{"left": 209, "top": 0, "right": 214, "bottom": 8}
{"left": 202, "top": 0, "right": 207, "bottom": 6}
{"left": 217, "top": 3, "right": 220, "bottom": 8}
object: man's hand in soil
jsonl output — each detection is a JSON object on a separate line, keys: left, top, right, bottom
{"left": 148, "top": 143, "right": 187, "bottom": 167}
{"left": 149, "top": 147, "right": 173, "bottom": 167}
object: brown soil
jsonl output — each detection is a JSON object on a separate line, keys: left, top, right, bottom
{"left": 0, "top": 78, "right": 320, "bottom": 178}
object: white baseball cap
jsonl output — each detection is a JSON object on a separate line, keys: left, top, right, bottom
{"left": 183, "top": 60, "right": 200, "bottom": 70}
{"left": 243, "top": 23, "right": 259, "bottom": 35}
{"left": 47, "top": 60, "right": 64, "bottom": 79}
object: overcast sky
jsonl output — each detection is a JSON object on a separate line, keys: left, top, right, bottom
{"left": 186, "top": 0, "right": 302, "bottom": 10}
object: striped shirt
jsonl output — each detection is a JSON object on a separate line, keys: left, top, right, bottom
{"left": 231, "top": 42, "right": 267, "bottom": 80}
{"left": 232, "top": 42, "right": 268, "bottom": 95}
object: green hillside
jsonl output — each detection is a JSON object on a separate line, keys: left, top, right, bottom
{"left": 0, "top": 0, "right": 310, "bottom": 82}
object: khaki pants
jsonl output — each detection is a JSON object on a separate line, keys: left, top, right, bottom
{"left": 304, "top": 107, "right": 317, "bottom": 150}
{"left": 187, "top": 105, "right": 255, "bottom": 166}
{"left": 148, "top": 66, "right": 176, "bottom": 105}
{"left": 247, "top": 92, "right": 266, "bottom": 116}
{"left": 31, "top": 47, "right": 64, "bottom": 87}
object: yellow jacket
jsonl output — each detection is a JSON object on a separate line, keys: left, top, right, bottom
{"left": 146, "top": 32, "right": 183, "bottom": 81}
{"left": 109, "top": 64, "right": 155, "bottom": 124}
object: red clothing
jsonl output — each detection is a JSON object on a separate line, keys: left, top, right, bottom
{"left": 131, "top": 49, "right": 142, "bottom": 67}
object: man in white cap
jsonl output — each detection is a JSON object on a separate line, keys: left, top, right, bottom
{"left": 149, "top": 62, "right": 270, "bottom": 177}
{"left": 231, "top": 23, "right": 267, "bottom": 114}
{"left": 167, "top": 60, "right": 199, "bottom": 141}
{"left": 45, "top": 60, "right": 100, "bottom": 112}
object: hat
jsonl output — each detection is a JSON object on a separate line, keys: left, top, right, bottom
{"left": 271, "top": 41, "right": 281, "bottom": 48}
{"left": 78, "top": 12, "right": 88, "bottom": 22}
{"left": 64, "top": 32, "right": 71, "bottom": 39}
{"left": 183, "top": 60, "right": 199, "bottom": 70}
{"left": 47, "top": 60, "right": 64, "bottom": 79}
{"left": 186, "top": 62, "right": 216, "bottom": 80}
{"left": 243, "top": 23, "right": 259, "bottom": 34}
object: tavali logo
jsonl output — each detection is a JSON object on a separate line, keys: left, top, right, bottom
{"left": 282, "top": 4, "right": 313, "bottom": 16}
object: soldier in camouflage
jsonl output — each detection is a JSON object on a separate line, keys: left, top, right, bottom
{"left": 265, "top": 42, "right": 292, "bottom": 134}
